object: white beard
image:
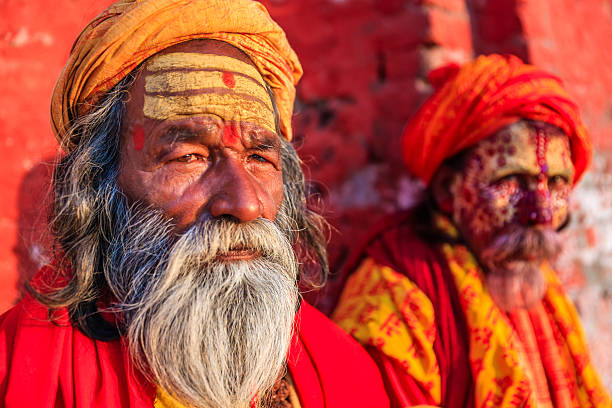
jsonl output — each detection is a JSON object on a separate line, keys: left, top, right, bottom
{"left": 109, "top": 217, "right": 299, "bottom": 408}
{"left": 486, "top": 261, "right": 548, "bottom": 311}
{"left": 479, "top": 227, "right": 560, "bottom": 312}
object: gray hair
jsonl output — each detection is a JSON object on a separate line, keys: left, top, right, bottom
{"left": 29, "top": 70, "right": 329, "bottom": 339}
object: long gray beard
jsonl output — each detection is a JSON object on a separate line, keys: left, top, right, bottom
{"left": 480, "top": 227, "right": 561, "bottom": 312}
{"left": 105, "top": 210, "right": 299, "bottom": 408}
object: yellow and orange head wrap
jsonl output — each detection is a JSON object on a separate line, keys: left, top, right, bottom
{"left": 50, "top": 0, "right": 302, "bottom": 151}
{"left": 402, "top": 54, "right": 592, "bottom": 185}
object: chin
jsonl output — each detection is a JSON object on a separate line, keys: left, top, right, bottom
{"left": 485, "top": 259, "right": 548, "bottom": 312}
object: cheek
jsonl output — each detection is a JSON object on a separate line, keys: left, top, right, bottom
{"left": 550, "top": 187, "right": 571, "bottom": 227}
{"left": 268, "top": 172, "right": 285, "bottom": 216}
{"left": 487, "top": 182, "right": 522, "bottom": 225}
{"left": 454, "top": 180, "right": 522, "bottom": 244}
{"left": 453, "top": 179, "right": 494, "bottom": 237}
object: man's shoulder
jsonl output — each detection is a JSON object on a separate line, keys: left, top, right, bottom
{"left": 356, "top": 211, "right": 453, "bottom": 285}
{"left": 0, "top": 291, "right": 71, "bottom": 338}
{"left": 297, "top": 300, "right": 378, "bottom": 357}
{"left": 289, "top": 301, "right": 390, "bottom": 407}
{"left": 0, "top": 264, "right": 76, "bottom": 342}
{"left": 0, "top": 293, "right": 72, "bottom": 406}
{"left": 0, "top": 270, "right": 155, "bottom": 407}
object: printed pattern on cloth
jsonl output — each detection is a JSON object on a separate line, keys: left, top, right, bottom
{"left": 333, "top": 258, "right": 441, "bottom": 405}
{"left": 334, "top": 215, "right": 611, "bottom": 407}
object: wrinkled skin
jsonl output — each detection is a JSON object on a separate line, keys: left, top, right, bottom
{"left": 439, "top": 121, "right": 574, "bottom": 310}
{"left": 115, "top": 40, "right": 295, "bottom": 407}
{"left": 118, "top": 40, "right": 284, "bottom": 248}
{"left": 450, "top": 122, "right": 573, "bottom": 259}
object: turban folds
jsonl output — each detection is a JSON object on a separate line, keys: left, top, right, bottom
{"left": 402, "top": 54, "right": 592, "bottom": 185}
{"left": 51, "top": 0, "right": 302, "bottom": 150}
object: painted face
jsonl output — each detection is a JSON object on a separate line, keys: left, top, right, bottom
{"left": 450, "top": 121, "right": 574, "bottom": 257}
{"left": 118, "top": 40, "right": 284, "bottom": 233}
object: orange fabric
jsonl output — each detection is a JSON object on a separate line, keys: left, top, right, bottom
{"left": 334, "top": 216, "right": 611, "bottom": 408}
{"left": 529, "top": 304, "right": 577, "bottom": 408}
{"left": 402, "top": 54, "right": 592, "bottom": 185}
{"left": 50, "top": 0, "right": 302, "bottom": 150}
{"left": 507, "top": 309, "right": 554, "bottom": 407}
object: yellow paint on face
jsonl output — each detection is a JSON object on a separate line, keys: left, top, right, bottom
{"left": 484, "top": 126, "right": 573, "bottom": 185}
{"left": 545, "top": 136, "right": 573, "bottom": 181}
{"left": 143, "top": 93, "right": 275, "bottom": 132}
{"left": 143, "top": 52, "right": 275, "bottom": 133}
{"left": 450, "top": 122, "right": 574, "bottom": 255}
{"left": 145, "top": 70, "right": 271, "bottom": 103}
{"left": 147, "top": 53, "right": 264, "bottom": 79}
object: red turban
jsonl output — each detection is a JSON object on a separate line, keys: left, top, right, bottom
{"left": 402, "top": 54, "right": 592, "bottom": 185}
{"left": 50, "top": 0, "right": 302, "bottom": 151}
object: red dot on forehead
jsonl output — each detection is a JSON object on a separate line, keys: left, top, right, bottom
{"left": 222, "top": 71, "right": 236, "bottom": 88}
{"left": 222, "top": 123, "right": 239, "bottom": 146}
{"left": 133, "top": 124, "right": 145, "bottom": 151}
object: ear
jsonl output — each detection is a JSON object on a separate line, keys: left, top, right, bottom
{"left": 431, "top": 165, "right": 457, "bottom": 215}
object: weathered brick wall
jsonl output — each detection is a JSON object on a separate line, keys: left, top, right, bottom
{"left": 1, "top": 0, "right": 611, "bottom": 388}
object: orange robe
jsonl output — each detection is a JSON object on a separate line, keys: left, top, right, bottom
{"left": 333, "top": 212, "right": 611, "bottom": 408}
{"left": 0, "top": 265, "right": 390, "bottom": 407}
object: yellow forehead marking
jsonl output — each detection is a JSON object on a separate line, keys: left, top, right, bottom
{"left": 480, "top": 125, "right": 574, "bottom": 180}
{"left": 143, "top": 52, "right": 275, "bottom": 133}
{"left": 545, "top": 134, "right": 574, "bottom": 177}
{"left": 145, "top": 71, "right": 271, "bottom": 104}
{"left": 143, "top": 94, "right": 276, "bottom": 133}
{"left": 147, "top": 53, "right": 264, "bottom": 80}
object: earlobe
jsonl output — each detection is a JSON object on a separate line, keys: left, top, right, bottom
{"left": 431, "top": 165, "right": 455, "bottom": 215}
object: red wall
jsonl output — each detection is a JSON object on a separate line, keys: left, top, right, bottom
{"left": 1, "top": 0, "right": 612, "bottom": 386}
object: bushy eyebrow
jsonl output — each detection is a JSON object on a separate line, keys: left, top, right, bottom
{"left": 155, "top": 124, "right": 223, "bottom": 147}
{"left": 153, "top": 126, "right": 281, "bottom": 155}
{"left": 158, "top": 127, "right": 204, "bottom": 145}
{"left": 244, "top": 131, "right": 281, "bottom": 152}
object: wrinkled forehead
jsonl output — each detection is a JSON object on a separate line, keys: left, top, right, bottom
{"left": 128, "top": 40, "right": 276, "bottom": 133}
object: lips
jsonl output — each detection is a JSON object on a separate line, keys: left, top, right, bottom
{"left": 216, "top": 248, "right": 260, "bottom": 261}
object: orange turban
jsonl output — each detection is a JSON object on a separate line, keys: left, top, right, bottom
{"left": 402, "top": 54, "right": 592, "bottom": 185}
{"left": 50, "top": 0, "right": 302, "bottom": 151}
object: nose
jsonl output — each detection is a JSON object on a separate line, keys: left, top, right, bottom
{"left": 208, "top": 159, "right": 263, "bottom": 223}
{"left": 520, "top": 175, "right": 553, "bottom": 226}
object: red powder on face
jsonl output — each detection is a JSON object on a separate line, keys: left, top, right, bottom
{"left": 535, "top": 127, "right": 548, "bottom": 174}
{"left": 222, "top": 123, "right": 239, "bottom": 147}
{"left": 222, "top": 71, "right": 236, "bottom": 88}
{"left": 133, "top": 124, "right": 145, "bottom": 151}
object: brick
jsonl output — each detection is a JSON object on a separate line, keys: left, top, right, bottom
{"left": 427, "top": 6, "right": 473, "bottom": 52}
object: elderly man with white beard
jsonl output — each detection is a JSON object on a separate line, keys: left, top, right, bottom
{"left": 0, "top": 1, "right": 389, "bottom": 407}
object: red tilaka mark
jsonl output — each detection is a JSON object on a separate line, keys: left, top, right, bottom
{"left": 222, "top": 124, "right": 240, "bottom": 147}
{"left": 222, "top": 71, "right": 236, "bottom": 88}
{"left": 535, "top": 127, "right": 548, "bottom": 174}
{"left": 133, "top": 124, "right": 145, "bottom": 151}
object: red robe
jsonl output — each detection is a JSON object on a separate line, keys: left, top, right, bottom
{"left": 335, "top": 212, "right": 473, "bottom": 408}
{"left": 0, "top": 266, "right": 389, "bottom": 407}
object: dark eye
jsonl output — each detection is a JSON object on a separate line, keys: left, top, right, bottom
{"left": 549, "top": 174, "right": 569, "bottom": 187}
{"left": 249, "top": 154, "right": 268, "bottom": 163}
{"left": 174, "top": 154, "right": 205, "bottom": 163}
{"left": 493, "top": 174, "right": 521, "bottom": 186}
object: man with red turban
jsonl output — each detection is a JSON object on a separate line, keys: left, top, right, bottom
{"left": 0, "top": 1, "right": 390, "bottom": 407}
{"left": 333, "top": 54, "right": 611, "bottom": 407}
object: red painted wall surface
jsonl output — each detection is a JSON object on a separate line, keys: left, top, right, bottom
{"left": 1, "top": 0, "right": 611, "bottom": 387}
